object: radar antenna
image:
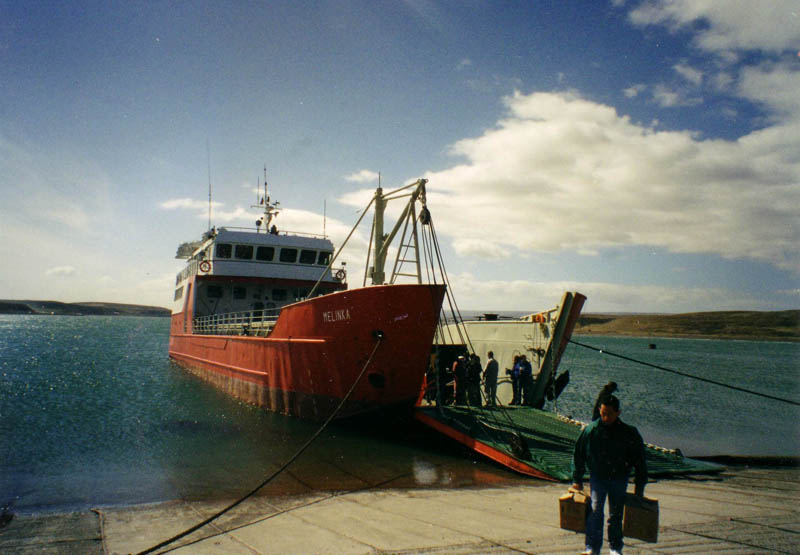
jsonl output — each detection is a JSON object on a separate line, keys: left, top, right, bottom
{"left": 251, "top": 165, "right": 280, "bottom": 233}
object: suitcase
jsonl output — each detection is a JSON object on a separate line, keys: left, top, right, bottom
{"left": 559, "top": 489, "right": 590, "bottom": 532}
{"left": 623, "top": 494, "right": 659, "bottom": 543}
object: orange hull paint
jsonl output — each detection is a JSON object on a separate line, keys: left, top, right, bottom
{"left": 169, "top": 283, "right": 446, "bottom": 420}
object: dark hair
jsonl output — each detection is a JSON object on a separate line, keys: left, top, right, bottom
{"left": 600, "top": 394, "right": 620, "bottom": 412}
{"left": 488, "top": 351, "right": 494, "bottom": 358}
{"left": 604, "top": 381, "right": 618, "bottom": 393}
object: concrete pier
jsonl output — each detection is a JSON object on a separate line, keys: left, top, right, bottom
{"left": 2, "top": 464, "right": 797, "bottom": 554}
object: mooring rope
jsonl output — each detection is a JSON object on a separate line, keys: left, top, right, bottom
{"left": 569, "top": 339, "right": 800, "bottom": 407}
{"left": 137, "top": 334, "right": 384, "bottom": 555}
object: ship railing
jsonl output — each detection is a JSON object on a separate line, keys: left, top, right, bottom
{"left": 192, "top": 308, "right": 281, "bottom": 337}
{"left": 218, "top": 226, "right": 327, "bottom": 239}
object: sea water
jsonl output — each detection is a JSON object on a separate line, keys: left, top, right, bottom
{"left": 1, "top": 315, "right": 798, "bottom": 514}
{"left": 553, "top": 335, "right": 799, "bottom": 457}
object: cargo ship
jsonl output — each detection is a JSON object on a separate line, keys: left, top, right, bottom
{"left": 169, "top": 177, "right": 445, "bottom": 420}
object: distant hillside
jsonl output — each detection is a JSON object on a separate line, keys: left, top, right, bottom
{"left": 0, "top": 300, "right": 170, "bottom": 317}
{"left": 574, "top": 310, "right": 799, "bottom": 342}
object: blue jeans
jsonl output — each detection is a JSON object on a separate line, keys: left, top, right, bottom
{"left": 586, "top": 476, "right": 627, "bottom": 553}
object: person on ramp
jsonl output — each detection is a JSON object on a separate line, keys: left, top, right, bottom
{"left": 452, "top": 355, "right": 468, "bottom": 405}
{"left": 571, "top": 394, "right": 647, "bottom": 555}
{"left": 466, "top": 353, "right": 483, "bottom": 406}
{"left": 483, "top": 351, "right": 499, "bottom": 407}
{"left": 592, "top": 381, "right": 618, "bottom": 420}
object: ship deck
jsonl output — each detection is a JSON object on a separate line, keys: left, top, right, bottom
{"left": 414, "top": 404, "right": 724, "bottom": 481}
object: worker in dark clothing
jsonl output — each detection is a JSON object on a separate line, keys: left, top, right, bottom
{"left": 572, "top": 394, "right": 647, "bottom": 555}
{"left": 518, "top": 355, "right": 534, "bottom": 405}
{"left": 483, "top": 351, "right": 499, "bottom": 407}
{"left": 452, "top": 355, "right": 468, "bottom": 405}
{"left": 509, "top": 355, "right": 521, "bottom": 405}
{"left": 466, "top": 353, "right": 482, "bottom": 406}
{"left": 436, "top": 356, "right": 453, "bottom": 406}
{"left": 592, "top": 381, "right": 618, "bottom": 420}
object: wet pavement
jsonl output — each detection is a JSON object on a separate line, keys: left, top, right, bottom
{"left": 1, "top": 464, "right": 797, "bottom": 554}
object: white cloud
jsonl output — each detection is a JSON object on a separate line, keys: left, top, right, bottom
{"left": 344, "top": 169, "right": 380, "bottom": 183}
{"left": 446, "top": 273, "right": 779, "bottom": 312}
{"left": 673, "top": 63, "right": 703, "bottom": 85}
{"left": 1, "top": 135, "right": 115, "bottom": 233}
{"left": 737, "top": 62, "right": 800, "bottom": 120}
{"left": 456, "top": 58, "right": 472, "bottom": 71}
{"left": 629, "top": 0, "right": 800, "bottom": 55}
{"left": 452, "top": 238, "right": 510, "bottom": 260}
{"left": 160, "top": 198, "right": 219, "bottom": 210}
{"left": 623, "top": 84, "right": 646, "bottom": 98}
{"left": 160, "top": 197, "right": 249, "bottom": 224}
{"left": 652, "top": 84, "right": 681, "bottom": 107}
{"left": 652, "top": 84, "right": 702, "bottom": 107}
{"left": 423, "top": 90, "right": 800, "bottom": 273}
{"left": 45, "top": 265, "right": 77, "bottom": 277}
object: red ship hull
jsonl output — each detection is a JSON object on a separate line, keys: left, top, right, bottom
{"left": 169, "top": 283, "right": 446, "bottom": 420}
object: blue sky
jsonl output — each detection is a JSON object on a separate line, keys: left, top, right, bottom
{"left": 1, "top": 1, "right": 798, "bottom": 313}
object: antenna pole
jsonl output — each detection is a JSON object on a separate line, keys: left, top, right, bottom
{"left": 207, "top": 139, "right": 212, "bottom": 230}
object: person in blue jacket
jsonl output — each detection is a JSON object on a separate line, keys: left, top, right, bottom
{"left": 571, "top": 394, "right": 647, "bottom": 555}
{"left": 518, "top": 355, "right": 534, "bottom": 405}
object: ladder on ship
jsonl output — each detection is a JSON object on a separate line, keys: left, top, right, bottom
{"left": 389, "top": 198, "right": 424, "bottom": 284}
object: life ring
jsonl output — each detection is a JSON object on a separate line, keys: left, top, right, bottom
{"left": 532, "top": 313, "right": 545, "bottom": 323}
{"left": 199, "top": 260, "right": 211, "bottom": 273}
{"left": 335, "top": 269, "right": 346, "bottom": 280}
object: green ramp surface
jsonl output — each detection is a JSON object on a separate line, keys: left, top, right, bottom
{"left": 415, "top": 405, "right": 724, "bottom": 481}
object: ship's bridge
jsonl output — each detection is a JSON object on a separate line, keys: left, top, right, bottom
{"left": 173, "top": 227, "right": 346, "bottom": 300}
{"left": 205, "top": 227, "right": 339, "bottom": 282}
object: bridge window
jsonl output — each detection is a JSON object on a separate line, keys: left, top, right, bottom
{"left": 317, "top": 251, "right": 332, "bottom": 265}
{"left": 272, "top": 288, "right": 287, "bottom": 301}
{"left": 233, "top": 286, "right": 247, "bottom": 300}
{"left": 235, "top": 245, "right": 254, "bottom": 259}
{"left": 206, "top": 285, "right": 223, "bottom": 299}
{"left": 299, "top": 249, "right": 316, "bottom": 264}
{"left": 293, "top": 288, "right": 309, "bottom": 301}
{"left": 215, "top": 243, "right": 232, "bottom": 258}
{"left": 174, "top": 286, "right": 184, "bottom": 301}
{"left": 256, "top": 246, "right": 274, "bottom": 261}
{"left": 279, "top": 248, "right": 297, "bottom": 263}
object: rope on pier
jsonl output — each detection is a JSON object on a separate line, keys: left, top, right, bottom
{"left": 137, "top": 333, "right": 385, "bottom": 555}
{"left": 569, "top": 339, "right": 800, "bottom": 407}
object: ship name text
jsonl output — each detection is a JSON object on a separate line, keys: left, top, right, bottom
{"left": 322, "top": 308, "right": 351, "bottom": 323}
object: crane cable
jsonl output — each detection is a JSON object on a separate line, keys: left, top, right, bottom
{"left": 137, "top": 334, "right": 385, "bottom": 554}
{"left": 420, "top": 215, "right": 525, "bottom": 449}
{"left": 569, "top": 339, "right": 800, "bottom": 407}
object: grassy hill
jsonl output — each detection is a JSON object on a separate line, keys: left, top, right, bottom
{"left": 0, "top": 300, "right": 170, "bottom": 317}
{"left": 574, "top": 310, "right": 799, "bottom": 342}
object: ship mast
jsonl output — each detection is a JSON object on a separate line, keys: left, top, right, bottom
{"left": 307, "top": 177, "right": 430, "bottom": 297}
{"left": 207, "top": 139, "right": 212, "bottom": 231}
{"left": 252, "top": 165, "right": 280, "bottom": 232}
{"left": 369, "top": 178, "right": 427, "bottom": 285}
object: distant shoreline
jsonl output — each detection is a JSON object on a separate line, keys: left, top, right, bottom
{"left": 2, "top": 301, "right": 797, "bottom": 341}
{"left": 574, "top": 310, "right": 799, "bottom": 342}
{"left": 0, "top": 299, "right": 170, "bottom": 317}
